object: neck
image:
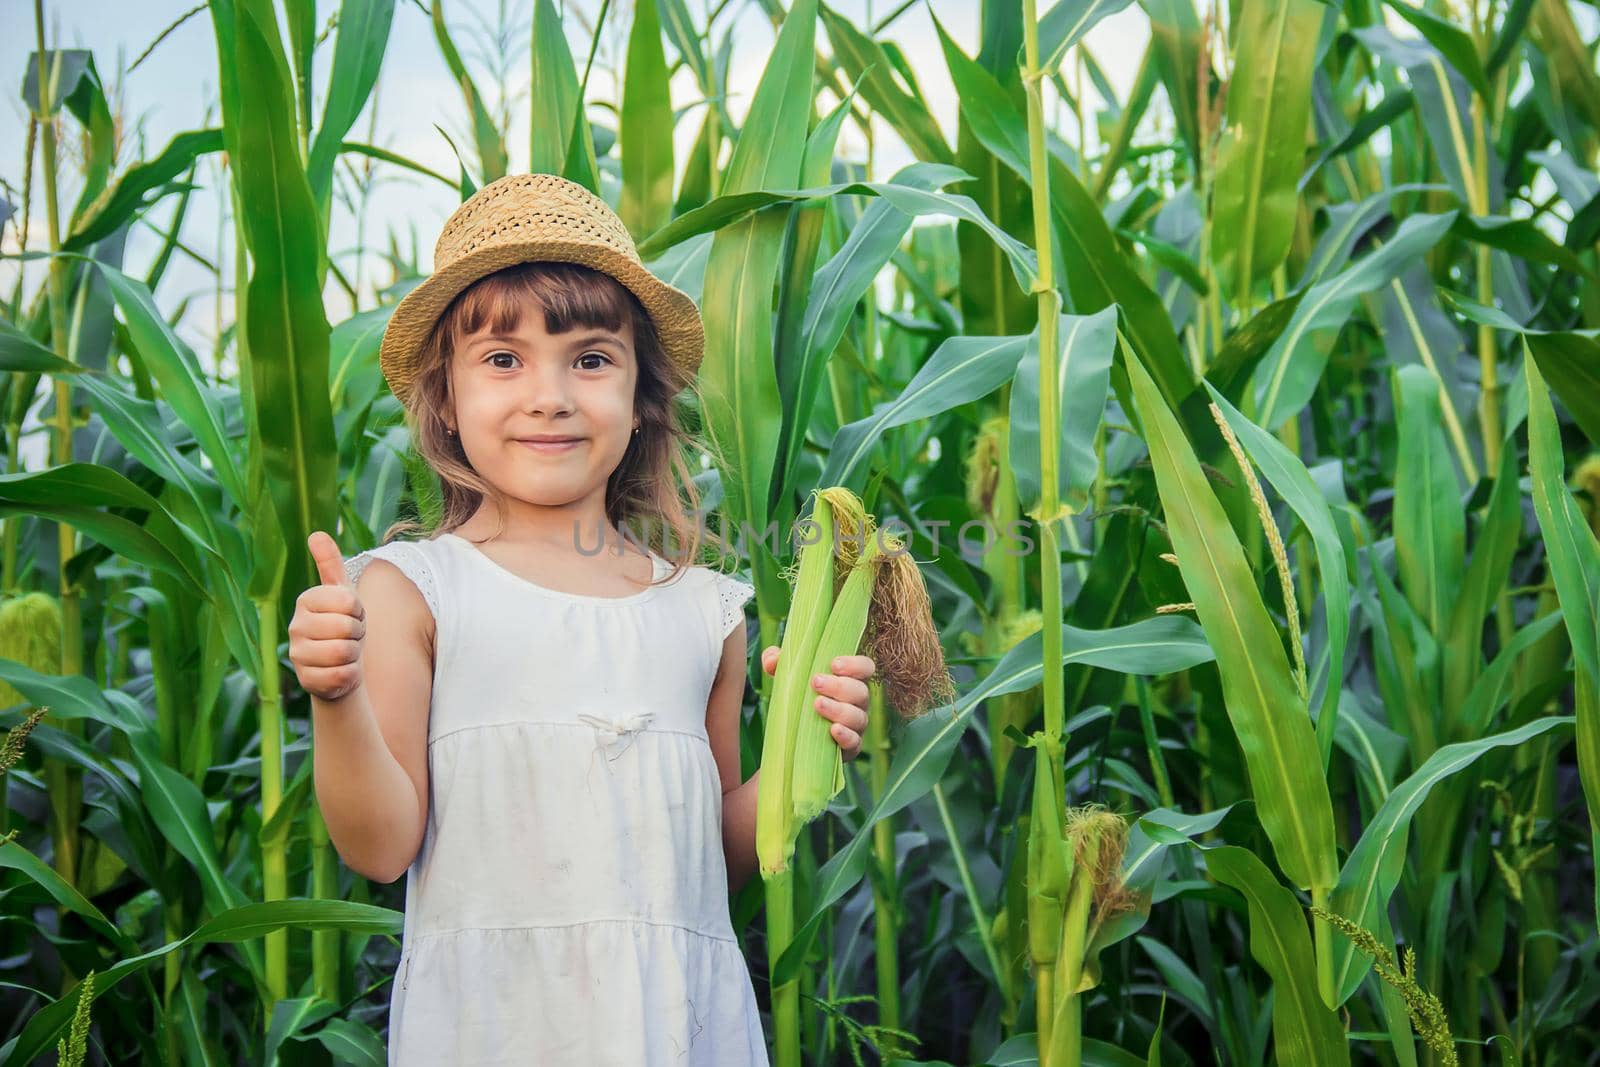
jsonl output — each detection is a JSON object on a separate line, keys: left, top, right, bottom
{"left": 458, "top": 498, "right": 641, "bottom": 558}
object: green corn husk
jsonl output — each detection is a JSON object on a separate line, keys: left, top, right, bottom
{"left": 790, "top": 525, "right": 884, "bottom": 824}
{"left": 1026, "top": 730, "right": 1070, "bottom": 1053}
{"left": 1044, "top": 806, "right": 1136, "bottom": 1067}
{"left": 1026, "top": 732, "right": 1070, "bottom": 969}
{"left": 759, "top": 485, "right": 896, "bottom": 873}
{"left": 756, "top": 489, "right": 840, "bottom": 876}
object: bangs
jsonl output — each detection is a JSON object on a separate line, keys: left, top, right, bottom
{"left": 430, "top": 261, "right": 651, "bottom": 359}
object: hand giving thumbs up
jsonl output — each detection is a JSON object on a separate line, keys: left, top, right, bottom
{"left": 288, "top": 531, "right": 367, "bottom": 702}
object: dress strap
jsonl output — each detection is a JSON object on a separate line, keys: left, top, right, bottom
{"left": 344, "top": 540, "right": 441, "bottom": 621}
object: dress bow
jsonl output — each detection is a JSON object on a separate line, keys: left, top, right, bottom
{"left": 575, "top": 710, "right": 656, "bottom": 760}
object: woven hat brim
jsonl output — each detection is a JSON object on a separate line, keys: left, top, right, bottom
{"left": 379, "top": 240, "right": 705, "bottom": 407}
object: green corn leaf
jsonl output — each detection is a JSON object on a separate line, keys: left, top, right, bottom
{"left": 620, "top": 0, "right": 675, "bottom": 236}
{"left": 1354, "top": 27, "right": 1487, "bottom": 206}
{"left": 1383, "top": 0, "right": 1492, "bottom": 100}
{"left": 1525, "top": 349, "right": 1600, "bottom": 925}
{"left": 821, "top": 333, "right": 1032, "bottom": 491}
{"left": 1327, "top": 715, "right": 1575, "bottom": 1003}
{"left": 0, "top": 465, "right": 209, "bottom": 595}
{"left": 92, "top": 263, "right": 247, "bottom": 507}
{"left": 1032, "top": 0, "right": 1136, "bottom": 76}
{"left": 819, "top": 6, "right": 953, "bottom": 165}
{"left": 230, "top": 0, "right": 340, "bottom": 602}
{"left": 1253, "top": 211, "right": 1457, "bottom": 429}
{"left": 1201, "top": 846, "right": 1350, "bottom": 1066}
{"left": 0, "top": 316, "right": 84, "bottom": 373}
{"left": 1456, "top": 610, "right": 1566, "bottom": 737}
{"left": 0, "top": 838, "right": 129, "bottom": 949}
{"left": 1204, "top": 380, "right": 1353, "bottom": 766}
{"left": 1009, "top": 306, "right": 1118, "bottom": 516}
{"left": 0, "top": 900, "right": 402, "bottom": 1067}
{"left": 264, "top": 998, "right": 338, "bottom": 1066}
{"left": 657, "top": 0, "right": 709, "bottom": 89}
{"left": 1440, "top": 289, "right": 1600, "bottom": 444}
{"left": 777, "top": 158, "right": 957, "bottom": 496}
{"left": 699, "top": 0, "right": 816, "bottom": 565}
{"left": 1209, "top": 0, "right": 1324, "bottom": 306}
{"left": 1126, "top": 352, "right": 1337, "bottom": 894}
{"left": 1440, "top": 441, "right": 1521, "bottom": 725}
{"left": 432, "top": 0, "right": 506, "bottom": 182}
{"left": 1391, "top": 364, "right": 1466, "bottom": 640}
{"left": 65, "top": 128, "right": 223, "bottom": 251}
{"left": 638, "top": 172, "right": 1037, "bottom": 289}
{"left": 306, "top": 0, "right": 396, "bottom": 214}
{"left": 1138, "top": 0, "right": 1205, "bottom": 168}
{"left": 934, "top": 18, "right": 1192, "bottom": 409}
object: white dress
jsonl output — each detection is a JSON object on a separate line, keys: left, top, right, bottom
{"left": 342, "top": 532, "right": 768, "bottom": 1066}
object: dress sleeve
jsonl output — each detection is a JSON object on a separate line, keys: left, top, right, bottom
{"left": 344, "top": 542, "right": 441, "bottom": 621}
{"left": 713, "top": 571, "right": 756, "bottom": 641}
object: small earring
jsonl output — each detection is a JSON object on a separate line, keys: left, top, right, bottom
{"left": 446, "top": 428, "right": 457, "bottom": 437}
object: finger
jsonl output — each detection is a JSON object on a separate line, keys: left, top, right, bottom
{"left": 299, "top": 665, "right": 361, "bottom": 698}
{"left": 300, "top": 583, "right": 364, "bottom": 622}
{"left": 826, "top": 654, "right": 876, "bottom": 681}
{"left": 761, "top": 645, "right": 779, "bottom": 676}
{"left": 812, "top": 694, "right": 867, "bottom": 733}
{"left": 813, "top": 673, "right": 869, "bottom": 709}
{"left": 301, "top": 610, "right": 366, "bottom": 642}
{"left": 291, "top": 638, "right": 363, "bottom": 668}
{"left": 309, "top": 531, "right": 351, "bottom": 588}
{"left": 829, "top": 723, "right": 861, "bottom": 760}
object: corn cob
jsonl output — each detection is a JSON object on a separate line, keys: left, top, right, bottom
{"left": 790, "top": 521, "right": 883, "bottom": 824}
{"left": 758, "top": 486, "right": 956, "bottom": 1067}
{"left": 756, "top": 489, "right": 840, "bottom": 876}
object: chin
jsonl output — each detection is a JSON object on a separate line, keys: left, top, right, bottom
{"left": 503, "top": 477, "right": 595, "bottom": 507}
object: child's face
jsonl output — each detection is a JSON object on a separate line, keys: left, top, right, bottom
{"left": 445, "top": 306, "right": 639, "bottom": 523}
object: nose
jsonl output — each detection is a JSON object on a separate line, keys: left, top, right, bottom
{"left": 520, "top": 359, "right": 575, "bottom": 418}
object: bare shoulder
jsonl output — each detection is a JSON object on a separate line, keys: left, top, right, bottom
{"left": 353, "top": 556, "right": 436, "bottom": 658}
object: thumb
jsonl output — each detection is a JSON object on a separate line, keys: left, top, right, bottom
{"left": 308, "top": 531, "right": 351, "bottom": 587}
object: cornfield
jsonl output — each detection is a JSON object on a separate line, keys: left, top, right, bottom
{"left": 2, "top": 0, "right": 1599, "bottom": 1063}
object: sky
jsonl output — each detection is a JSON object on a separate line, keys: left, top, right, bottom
{"left": 0, "top": 0, "right": 1154, "bottom": 360}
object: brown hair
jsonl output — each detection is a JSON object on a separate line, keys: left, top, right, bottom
{"left": 381, "top": 261, "right": 730, "bottom": 586}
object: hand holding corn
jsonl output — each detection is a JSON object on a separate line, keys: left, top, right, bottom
{"left": 755, "top": 488, "right": 956, "bottom": 1067}
{"left": 760, "top": 646, "right": 874, "bottom": 762}
{"left": 289, "top": 531, "right": 367, "bottom": 702}
{"left": 756, "top": 487, "right": 956, "bottom": 878}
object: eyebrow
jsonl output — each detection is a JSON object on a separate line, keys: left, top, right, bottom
{"left": 562, "top": 331, "right": 627, "bottom": 351}
{"left": 470, "top": 331, "right": 626, "bottom": 352}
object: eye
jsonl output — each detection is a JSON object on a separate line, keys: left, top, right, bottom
{"left": 576, "top": 352, "right": 611, "bottom": 370}
{"left": 487, "top": 351, "right": 519, "bottom": 369}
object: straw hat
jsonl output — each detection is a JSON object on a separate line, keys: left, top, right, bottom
{"left": 378, "top": 172, "right": 704, "bottom": 407}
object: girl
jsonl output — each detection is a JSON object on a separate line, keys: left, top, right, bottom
{"left": 287, "top": 173, "right": 877, "bottom": 1064}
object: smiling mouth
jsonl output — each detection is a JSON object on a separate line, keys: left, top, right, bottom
{"left": 518, "top": 438, "right": 584, "bottom": 452}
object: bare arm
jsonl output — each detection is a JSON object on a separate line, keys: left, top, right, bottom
{"left": 708, "top": 625, "right": 877, "bottom": 896}
{"left": 707, "top": 621, "right": 760, "bottom": 894}
{"left": 297, "top": 549, "right": 435, "bottom": 884}
{"left": 722, "top": 772, "right": 761, "bottom": 895}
